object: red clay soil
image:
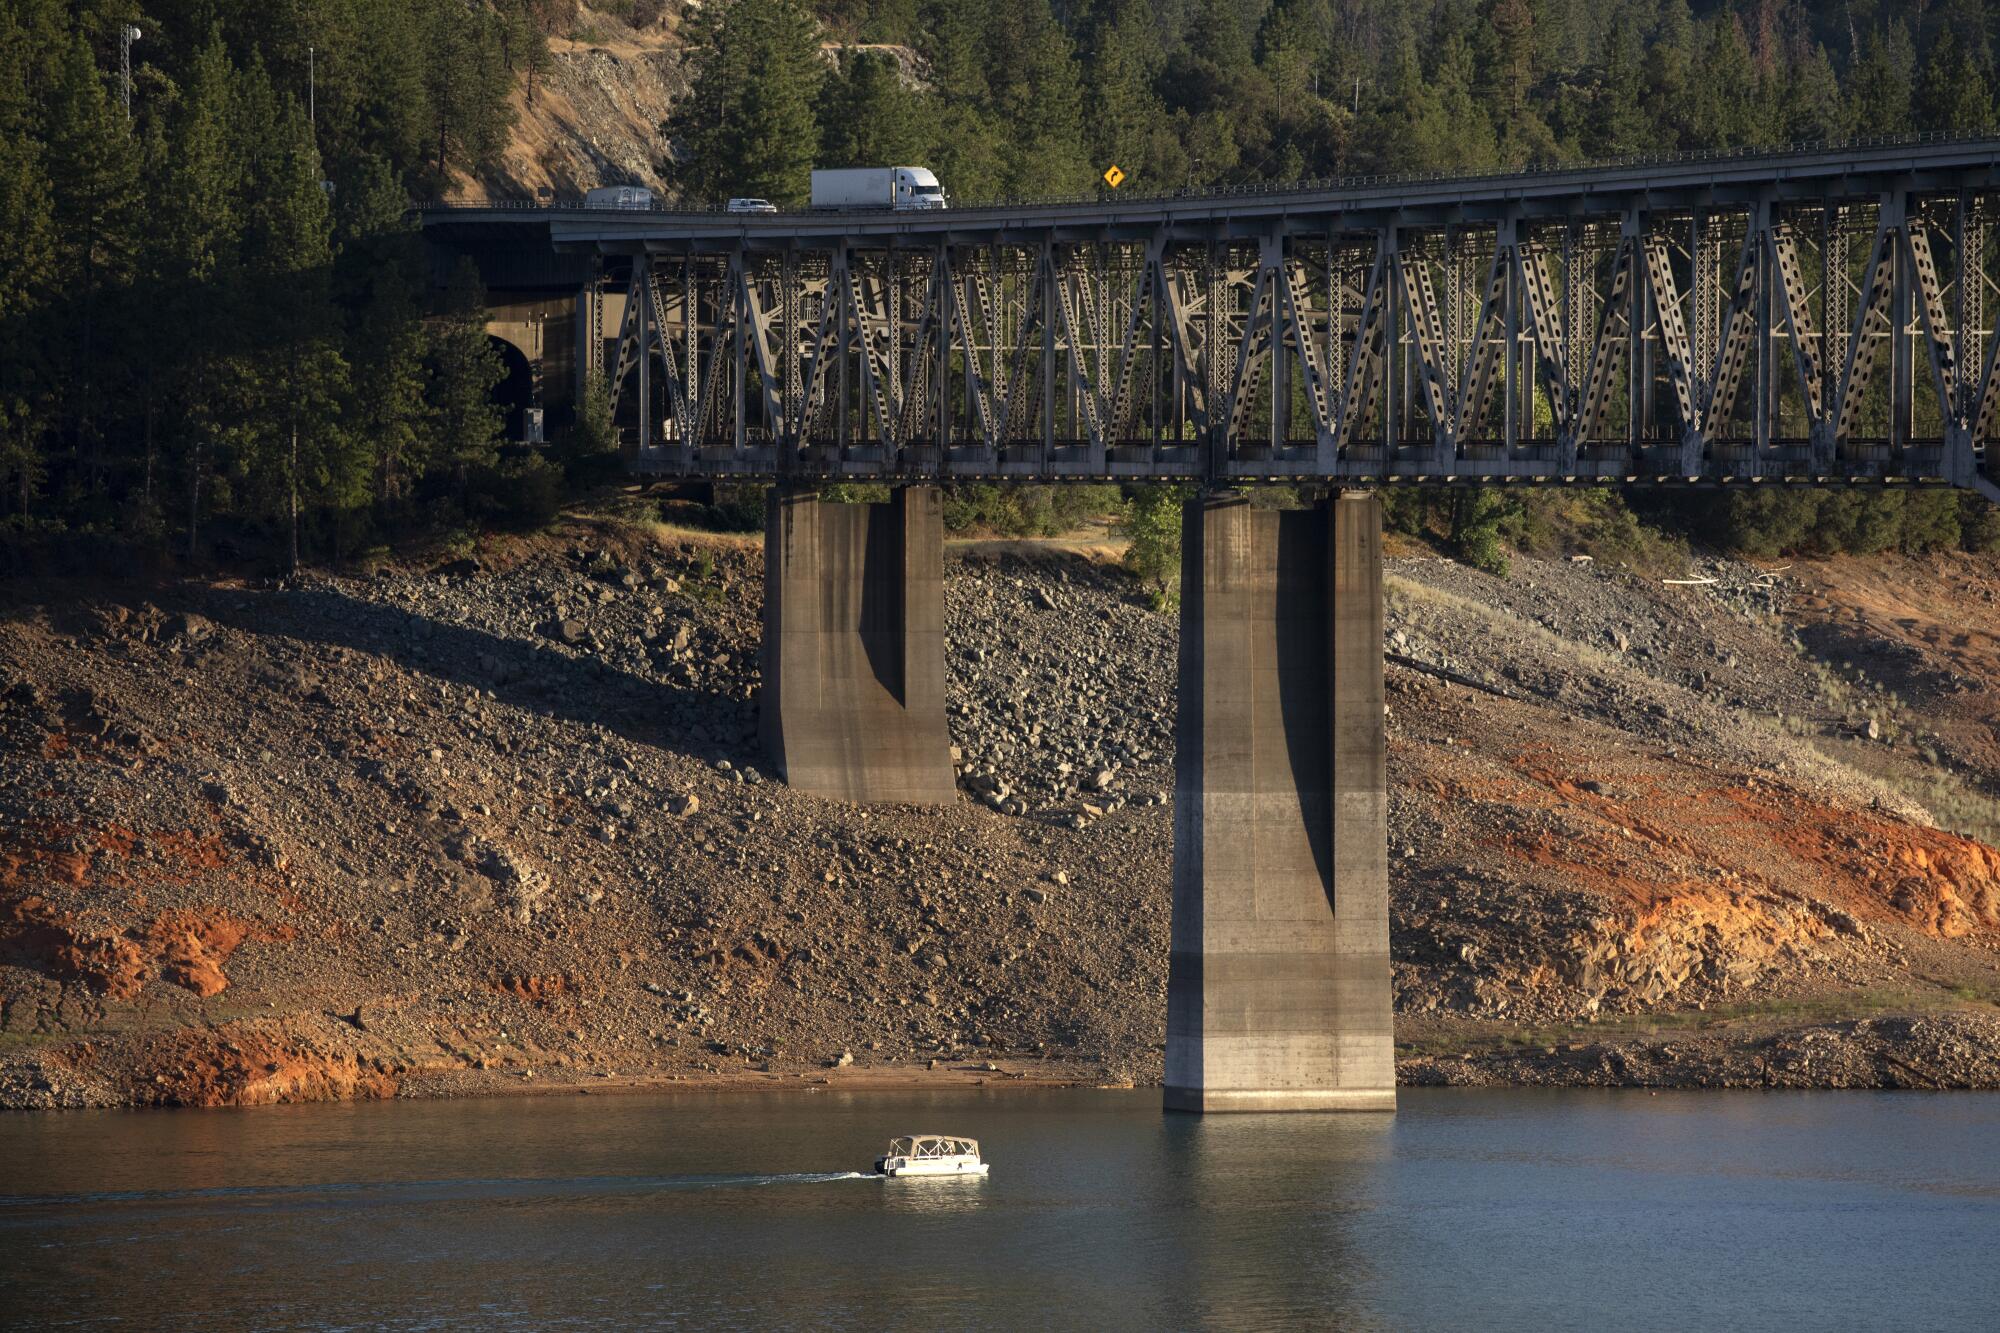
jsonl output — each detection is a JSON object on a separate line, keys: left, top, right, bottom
{"left": 1, "top": 819, "right": 282, "bottom": 1000}
{"left": 1437, "top": 735, "right": 2000, "bottom": 941}
{"left": 114, "top": 1024, "right": 404, "bottom": 1108}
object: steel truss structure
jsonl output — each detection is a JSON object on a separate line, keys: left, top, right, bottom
{"left": 440, "top": 140, "right": 2000, "bottom": 491}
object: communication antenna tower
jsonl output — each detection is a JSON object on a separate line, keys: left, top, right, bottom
{"left": 120, "top": 24, "right": 141, "bottom": 118}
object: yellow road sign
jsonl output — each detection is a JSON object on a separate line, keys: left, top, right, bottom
{"left": 1103, "top": 165, "right": 1126, "bottom": 189}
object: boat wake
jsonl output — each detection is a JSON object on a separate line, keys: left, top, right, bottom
{"left": 731, "top": 1171, "right": 877, "bottom": 1186}
{"left": 2, "top": 1171, "right": 880, "bottom": 1211}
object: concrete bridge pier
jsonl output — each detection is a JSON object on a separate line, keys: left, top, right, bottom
{"left": 1164, "top": 490, "right": 1396, "bottom": 1112}
{"left": 759, "top": 484, "right": 958, "bottom": 805}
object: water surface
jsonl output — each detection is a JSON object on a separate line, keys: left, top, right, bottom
{"left": 1, "top": 1088, "right": 1995, "bottom": 1330}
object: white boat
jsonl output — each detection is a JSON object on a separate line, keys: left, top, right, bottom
{"left": 873, "top": 1135, "right": 989, "bottom": 1178}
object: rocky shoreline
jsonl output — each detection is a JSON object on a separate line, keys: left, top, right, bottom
{"left": 3, "top": 515, "right": 1998, "bottom": 1111}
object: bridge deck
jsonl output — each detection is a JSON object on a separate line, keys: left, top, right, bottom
{"left": 423, "top": 138, "right": 2000, "bottom": 493}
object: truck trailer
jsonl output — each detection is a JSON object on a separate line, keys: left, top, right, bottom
{"left": 809, "top": 167, "right": 946, "bottom": 211}
{"left": 583, "top": 185, "right": 654, "bottom": 210}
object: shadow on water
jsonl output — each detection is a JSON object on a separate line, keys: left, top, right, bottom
{"left": 201, "top": 583, "right": 753, "bottom": 764}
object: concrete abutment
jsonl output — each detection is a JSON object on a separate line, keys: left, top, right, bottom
{"left": 759, "top": 485, "right": 957, "bottom": 805}
{"left": 1164, "top": 491, "right": 1396, "bottom": 1112}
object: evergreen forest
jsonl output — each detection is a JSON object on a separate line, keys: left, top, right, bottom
{"left": 6, "top": 0, "right": 2000, "bottom": 572}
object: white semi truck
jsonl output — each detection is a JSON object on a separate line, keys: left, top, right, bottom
{"left": 810, "top": 167, "right": 946, "bottom": 211}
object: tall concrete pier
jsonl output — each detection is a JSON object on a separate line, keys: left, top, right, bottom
{"left": 759, "top": 485, "right": 957, "bottom": 805}
{"left": 1164, "top": 491, "right": 1396, "bottom": 1112}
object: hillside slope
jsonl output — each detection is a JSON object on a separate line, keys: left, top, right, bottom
{"left": 455, "top": 7, "right": 930, "bottom": 201}
{"left": 467, "top": 24, "right": 690, "bottom": 200}
{"left": 3, "top": 517, "right": 1999, "bottom": 1109}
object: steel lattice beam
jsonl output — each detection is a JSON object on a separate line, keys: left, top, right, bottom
{"left": 423, "top": 140, "right": 2000, "bottom": 495}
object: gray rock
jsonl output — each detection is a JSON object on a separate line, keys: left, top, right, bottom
{"left": 161, "top": 613, "right": 213, "bottom": 645}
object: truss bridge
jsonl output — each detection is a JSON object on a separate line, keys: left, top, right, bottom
{"left": 421, "top": 139, "right": 2000, "bottom": 1118}
{"left": 428, "top": 137, "right": 2000, "bottom": 494}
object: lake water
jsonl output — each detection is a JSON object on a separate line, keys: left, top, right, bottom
{"left": 1, "top": 1088, "right": 1995, "bottom": 1331}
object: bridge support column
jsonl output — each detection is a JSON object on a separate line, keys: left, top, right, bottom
{"left": 760, "top": 484, "right": 957, "bottom": 805}
{"left": 1164, "top": 491, "right": 1396, "bottom": 1112}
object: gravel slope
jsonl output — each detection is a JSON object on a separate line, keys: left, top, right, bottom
{"left": 3, "top": 519, "right": 1998, "bottom": 1109}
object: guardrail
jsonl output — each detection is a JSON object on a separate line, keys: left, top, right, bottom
{"left": 415, "top": 132, "right": 1998, "bottom": 218}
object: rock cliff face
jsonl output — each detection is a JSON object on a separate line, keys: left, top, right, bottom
{"left": 453, "top": 14, "right": 930, "bottom": 202}
{"left": 4, "top": 513, "right": 2000, "bottom": 1109}
{"left": 465, "top": 37, "right": 691, "bottom": 200}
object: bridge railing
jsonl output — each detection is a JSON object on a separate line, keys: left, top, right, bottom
{"left": 416, "top": 131, "right": 1993, "bottom": 217}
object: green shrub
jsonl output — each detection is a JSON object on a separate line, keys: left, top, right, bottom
{"left": 820, "top": 482, "right": 891, "bottom": 505}
{"left": 1964, "top": 494, "right": 2000, "bottom": 552}
{"left": 1506, "top": 490, "right": 1686, "bottom": 574}
{"left": 557, "top": 373, "right": 623, "bottom": 490}
{"left": 707, "top": 484, "right": 766, "bottom": 531}
{"left": 940, "top": 483, "right": 1120, "bottom": 535}
{"left": 1119, "top": 484, "right": 1191, "bottom": 609}
{"left": 1708, "top": 487, "right": 1988, "bottom": 558}
{"left": 472, "top": 453, "right": 565, "bottom": 531}
{"left": 1451, "top": 490, "right": 1512, "bottom": 576}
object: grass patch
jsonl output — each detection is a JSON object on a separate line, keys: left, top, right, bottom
{"left": 0, "top": 1030, "right": 74, "bottom": 1053}
{"left": 1798, "top": 728, "right": 2000, "bottom": 846}
{"left": 1385, "top": 573, "right": 1632, "bottom": 683}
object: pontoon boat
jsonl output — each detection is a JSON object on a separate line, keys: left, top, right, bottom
{"left": 873, "top": 1135, "right": 988, "bottom": 1177}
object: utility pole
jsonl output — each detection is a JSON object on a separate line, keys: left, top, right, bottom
{"left": 309, "top": 44, "right": 316, "bottom": 132}
{"left": 120, "top": 24, "right": 141, "bottom": 118}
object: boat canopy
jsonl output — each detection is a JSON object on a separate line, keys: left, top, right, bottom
{"left": 886, "top": 1135, "right": 980, "bottom": 1158}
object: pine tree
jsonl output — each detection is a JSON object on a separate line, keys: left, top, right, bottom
{"left": 427, "top": 257, "right": 504, "bottom": 497}
{"left": 0, "top": 7, "right": 58, "bottom": 521}
{"left": 1257, "top": 0, "right": 1342, "bottom": 178}
{"left": 1914, "top": 28, "right": 1996, "bottom": 133}
{"left": 1161, "top": 0, "right": 1273, "bottom": 183}
{"left": 1686, "top": 13, "right": 1764, "bottom": 148}
{"left": 152, "top": 31, "right": 242, "bottom": 560}
{"left": 1847, "top": 21, "right": 1916, "bottom": 138}
{"left": 1355, "top": 38, "right": 1496, "bottom": 173}
{"left": 1483, "top": 0, "right": 1536, "bottom": 122}
{"left": 1938, "top": 0, "right": 1995, "bottom": 72}
{"left": 43, "top": 30, "right": 140, "bottom": 489}
{"left": 1586, "top": 19, "right": 1650, "bottom": 156}
{"left": 423, "top": 0, "right": 514, "bottom": 183}
{"left": 818, "top": 49, "right": 930, "bottom": 168}
{"left": 988, "top": 0, "right": 1093, "bottom": 196}
{"left": 1646, "top": 0, "right": 1698, "bottom": 147}
{"left": 914, "top": 0, "right": 1006, "bottom": 199}
{"left": 334, "top": 151, "right": 431, "bottom": 509}
{"left": 1083, "top": 0, "right": 1186, "bottom": 190}
{"left": 239, "top": 71, "right": 352, "bottom": 572}
{"left": 1785, "top": 43, "right": 1845, "bottom": 143}
{"left": 317, "top": 0, "right": 436, "bottom": 185}
{"left": 667, "top": 0, "right": 824, "bottom": 206}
